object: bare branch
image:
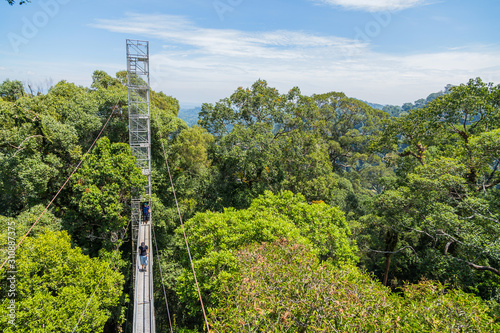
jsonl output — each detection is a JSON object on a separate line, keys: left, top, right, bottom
{"left": 10, "top": 135, "right": 45, "bottom": 156}
{"left": 364, "top": 245, "right": 418, "bottom": 261}
{"left": 405, "top": 227, "right": 437, "bottom": 244}
{"left": 451, "top": 256, "right": 500, "bottom": 277}
{"left": 444, "top": 240, "right": 454, "bottom": 254}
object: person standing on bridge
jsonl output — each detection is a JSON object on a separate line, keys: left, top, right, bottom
{"left": 142, "top": 202, "right": 150, "bottom": 224}
{"left": 139, "top": 241, "right": 149, "bottom": 272}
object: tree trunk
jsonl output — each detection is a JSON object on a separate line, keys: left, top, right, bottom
{"left": 382, "top": 229, "right": 398, "bottom": 286}
{"left": 383, "top": 254, "right": 392, "bottom": 286}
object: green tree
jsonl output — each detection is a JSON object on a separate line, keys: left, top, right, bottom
{"left": 0, "top": 230, "right": 125, "bottom": 333}
{"left": 0, "top": 78, "right": 121, "bottom": 215}
{"left": 249, "top": 190, "right": 358, "bottom": 262}
{"left": 365, "top": 78, "right": 500, "bottom": 296}
{"left": 173, "top": 191, "right": 356, "bottom": 328}
{"left": 210, "top": 240, "right": 499, "bottom": 332}
{"left": 0, "top": 70, "right": 186, "bottom": 332}
{"left": 170, "top": 125, "right": 214, "bottom": 177}
{"left": 198, "top": 80, "right": 386, "bottom": 210}
{"left": 312, "top": 91, "right": 389, "bottom": 172}
{"left": 65, "top": 137, "right": 146, "bottom": 254}
{"left": 382, "top": 104, "right": 403, "bottom": 117}
{"left": 0, "top": 79, "right": 24, "bottom": 102}
{"left": 402, "top": 102, "right": 414, "bottom": 112}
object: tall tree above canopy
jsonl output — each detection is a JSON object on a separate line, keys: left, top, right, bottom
{"left": 375, "top": 78, "right": 500, "bottom": 188}
{"left": 198, "top": 80, "right": 281, "bottom": 138}
{"left": 198, "top": 80, "right": 387, "bottom": 207}
{"left": 0, "top": 79, "right": 24, "bottom": 102}
{"left": 312, "top": 91, "right": 389, "bottom": 171}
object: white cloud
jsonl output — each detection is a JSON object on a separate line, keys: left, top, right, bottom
{"left": 312, "top": 0, "right": 426, "bottom": 12}
{"left": 91, "top": 14, "right": 365, "bottom": 60}
{"left": 89, "top": 13, "right": 500, "bottom": 106}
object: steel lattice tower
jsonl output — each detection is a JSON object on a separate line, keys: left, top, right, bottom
{"left": 127, "top": 39, "right": 155, "bottom": 332}
{"left": 127, "top": 39, "right": 152, "bottom": 248}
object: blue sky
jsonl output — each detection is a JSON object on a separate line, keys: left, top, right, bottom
{"left": 1, "top": 0, "right": 499, "bottom": 108}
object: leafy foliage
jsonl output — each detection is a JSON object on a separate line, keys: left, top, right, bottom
{"left": 66, "top": 137, "right": 146, "bottom": 254}
{"left": 2, "top": 71, "right": 500, "bottom": 332}
{"left": 362, "top": 78, "right": 500, "bottom": 301}
{"left": 172, "top": 191, "right": 357, "bottom": 327}
{"left": 198, "top": 80, "right": 389, "bottom": 213}
{"left": 0, "top": 231, "right": 125, "bottom": 333}
{"left": 0, "top": 71, "right": 160, "bottom": 331}
{"left": 210, "top": 240, "right": 499, "bottom": 332}
{"left": 0, "top": 79, "right": 24, "bottom": 102}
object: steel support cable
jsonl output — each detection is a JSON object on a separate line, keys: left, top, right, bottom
{"left": 72, "top": 219, "right": 132, "bottom": 333}
{"left": 0, "top": 106, "right": 117, "bottom": 272}
{"left": 151, "top": 223, "right": 174, "bottom": 333}
{"left": 152, "top": 109, "right": 211, "bottom": 332}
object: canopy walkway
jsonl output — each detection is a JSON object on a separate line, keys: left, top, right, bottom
{"left": 0, "top": 38, "right": 205, "bottom": 333}
{"left": 127, "top": 39, "right": 156, "bottom": 333}
{"left": 133, "top": 220, "right": 155, "bottom": 333}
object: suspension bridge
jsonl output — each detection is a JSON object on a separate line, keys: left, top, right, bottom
{"left": 126, "top": 39, "right": 156, "bottom": 333}
{"left": 127, "top": 39, "right": 209, "bottom": 333}
{"left": 0, "top": 39, "right": 209, "bottom": 333}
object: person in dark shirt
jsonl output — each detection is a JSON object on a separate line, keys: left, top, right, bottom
{"left": 139, "top": 241, "right": 149, "bottom": 272}
{"left": 142, "top": 202, "right": 150, "bottom": 224}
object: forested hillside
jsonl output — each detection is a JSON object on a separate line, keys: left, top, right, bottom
{"left": 1, "top": 72, "right": 499, "bottom": 332}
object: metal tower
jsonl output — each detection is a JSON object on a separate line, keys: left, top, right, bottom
{"left": 127, "top": 39, "right": 155, "bottom": 333}
{"left": 127, "top": 39, "right": 152, "bottom": 256}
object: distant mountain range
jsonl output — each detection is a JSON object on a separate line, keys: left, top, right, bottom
{"left": 178, "top": 106, "right": 201, "bottom": 127}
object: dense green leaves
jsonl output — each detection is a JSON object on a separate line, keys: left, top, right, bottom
{"left": 249, "top": 190, "right": 357, "bottom": 262}
{"left": 2, "top": 71, "right": 500, "bottom": 332}
{"left": 173, "top": 191, "right": 357, "bottom": 326}
{"left": 362, "top": 78, "right": 500, "bottom": 300}
{"left": 0, "top": 71, "right": 151, "bottom": 331}
{"left": 0, "top": 231, "right": 125, "bottom": 333}
{"left": 67, "top": 137, "right": 146, "bottom": 254}
{"left": 198, "top": 80, "right": 388, "bottom": 212}
{"left": 210, "top": 240, "right": 499, "bottom": 332}
{"left": 0, "top": 79, "right": 24, "bottom": 102}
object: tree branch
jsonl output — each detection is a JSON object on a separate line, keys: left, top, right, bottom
{"left": 404, "top": 227, "right": 437, "bottom": 244}
{"left": 444, "top": 240, "right": 454, "bottom": 254}
{"left": 480, "top": 159, "right": 500, "bottom": 191}
{"left": 398, "top": 148, "right": 425, "bottom": 166}
{"left": 451, "top": 256, "right": 500, "bottom": 277}
{"left": 364, "top": 245, "right": 417, "bottom": 261}
{"left": 10, "top": 135, "right": 45, "bottom": 156}
{"left": 273, "top": 127, "right": 298, "bottom": 140}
